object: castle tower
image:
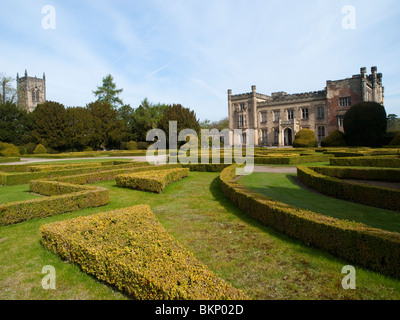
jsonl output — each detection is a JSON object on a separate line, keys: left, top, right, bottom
{"left": 17, "top": 70, "right": 46, "bottom": 112}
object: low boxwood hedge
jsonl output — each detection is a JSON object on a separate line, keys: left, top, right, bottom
{"left": 330, "top": 156, "right": 400, "bottom": 168}
{"left": 219, "top": 165, "right": 400, "bottom": 278}
{"left": 0, "top": 161, "right": 144, "bottom": 186}
{"left": 297, "top": 166, "right": 400, "bottom": 211}
{"left": 0, "top": 185, "right": 108, "bottom": 227}
{"left": 0, "top": 157, "right": 20, "bottom": 163}
{"left": 116, "top": 168, "right": 190, "bottom": 193}
{"left": 254, "top": 154, "right": 330, "bottom": 165}
{"left": 40, "top": 205, "right": 248, "bottom": 300}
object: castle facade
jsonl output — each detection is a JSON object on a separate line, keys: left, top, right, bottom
{"left": 228, "top": 67, "right": 384, "bottom": 147}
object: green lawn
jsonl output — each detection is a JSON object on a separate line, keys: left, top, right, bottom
{"left": 0, "top": 184, "right": 43, "bottom": 204}
{"left": 1, "top": 172, "right": 400, "bottom": 300}
{"left": 238, "top": 172, "right": 400, "bottom": 234}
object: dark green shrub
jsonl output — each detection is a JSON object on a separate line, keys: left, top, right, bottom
{"left": 34, "top": 144, "right": 47, "bottom": 154}
{"left": 344, "top": 102, "right": 387, "bottom": 147}
{"left": 292, "top": 129, "right": 318, "bottom": 148}
{"left": 321, "top": 130, "right": 347, "bottom": 147}
{"left": 126, "top": 141, "right": 137, "bottom": 150}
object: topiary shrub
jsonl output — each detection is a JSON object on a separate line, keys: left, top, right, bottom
{"left": 34, "top": 144, "right": 48, "bottom": 154}
{"left": 389, "top": 132, "right": 400, "bottom": 146}
{"left": 293, "top": 129, "right": 318, "bottom": 148}
{"left": 0, "top": 142, "right": 20, "bottom": 157}
{"left": 126, "top": 141, "right": 137, "bottom": 150}
{"left": 321, "top": 130, "right": 347, "bottom": 147}
{"left": 344, "top": 102, "right": 387, "bottom": 147}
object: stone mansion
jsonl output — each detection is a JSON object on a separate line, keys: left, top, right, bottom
{"left": 228, "top": 67, "right": 384, "bottom": 147}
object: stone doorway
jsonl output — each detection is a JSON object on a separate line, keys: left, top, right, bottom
{"left": 284, "top": 128, "right": 293, "bottom": 146}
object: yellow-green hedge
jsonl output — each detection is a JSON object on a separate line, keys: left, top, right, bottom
{"left": 52, "top": 164, "right": 181, "bottom": 185}
{"left": 330, "top": 155, "right": 400, "bottom": 168}
{"left": 297, "top": 166, "right": 400, "bottom": 211}
{"left": 41, "top": 205, "right": 248, "bottom": 300}
{"left": 0, "top": 184, "right": 108, "bottom": 227}
{"left": 116, "top": 168, "right": 190, "bottom": 193}
{"left": 219, "top": 165, "right": 400, "bottom": 278}
{"left": 0, "top": 157, "right": 20, "bottom": 163}
{"left": 0, "top": 161, "right": 143, "bottom": 186}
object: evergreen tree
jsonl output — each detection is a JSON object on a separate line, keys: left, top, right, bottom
{"left": 158, "top": 104, "right": 200, "bottom": 144}
{"left": 344, "top": 102, "right": 387, "bottom": 147}
{"left": 93, "top": 74, "right": 124, "bottom": 108}
{"left": 87, "top": 101, "right": 125, "bottom": 150}
{"left": 132, "top": 98, "right": 168, "bottom": 141}
{"left": 65, "top": 107, "right": 93, "bottom": 150}
{"left": 31, "top": 101, "right": 67, "bottom": 151}
{"left": 0, "top": 101, "right": 33, "bottom": 145}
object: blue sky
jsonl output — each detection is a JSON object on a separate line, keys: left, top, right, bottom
{"left": 1, "top": 0, "right": 399, "bottom": 121}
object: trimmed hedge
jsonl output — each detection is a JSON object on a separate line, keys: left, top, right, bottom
{"left": 51, "top": 164, "right": 182, "bottom": 185}
{"left": 0, "top": 161, "right": 144, "bottom": 186}
{"left": 309, "top": 166, "right": 400, "bottom": 182}
{"left": 254, "top": 154, "right": 330, "bottom": 165}
{"left": 0, "top": 157, "right": 20, "bottom": 163}
{"left": 293, "top": 129, "right": 318, "bottom": 148}
{"left": 116, "top": 168, "right": 190, "bottom": 193}
{"left": 330, "top": 156, "right": 400, "bottom": 168}
{"left": 219, "top": 165, "right": 400, "bottom": 278}
{"left": 297, "top": 166, "right": 400, "bottom": 211}
{"left": 0, "top": 184, "right": 108, "bottom": 227}
{"left": 183, "top": 163, "right": 231, "bottom": 172}
{"left": 41, "top": 205, "right": 248, "bottom": 300}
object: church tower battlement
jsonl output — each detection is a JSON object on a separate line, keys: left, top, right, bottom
{"left": 17, "top": 70, "right": 46, "bottom": 112}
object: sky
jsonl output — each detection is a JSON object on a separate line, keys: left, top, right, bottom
{"left": 1, "top": 0, "right": 400, "bottom": 122}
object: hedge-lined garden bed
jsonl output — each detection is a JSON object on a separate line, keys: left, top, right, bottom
{"left": 297, "top": 166, "right": 400, "bottom": 211}
{"left": 40, "top": 205, "right": 248, "bottom": 300}
{"left": 219, "top": 165, "right": 400, "bottom": 278}
{"left": 0, "top": 161, "right": 143, "bottom": 186}
{"left": 0, "top": 183, "right": 108, "bottom": 227}
{"left": 116, "top": 168, "right": 190, "bottom": 193}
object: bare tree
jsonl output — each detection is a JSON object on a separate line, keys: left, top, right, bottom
{"left": 0, "top": 73, "right": 17, "bottom": 104}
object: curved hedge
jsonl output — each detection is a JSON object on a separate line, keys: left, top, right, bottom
{"left": 41, "top": 205, "right": 249, "bottom": 300}
{"left": 219, "top": 165, "right": 400, "bottom": 278}
{"left": 297, "top": 166, "right": 400, "bottom": 211}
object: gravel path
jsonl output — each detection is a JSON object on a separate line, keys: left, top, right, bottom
{"left": 253, "top": 166, "right": 297, "bottom": 174}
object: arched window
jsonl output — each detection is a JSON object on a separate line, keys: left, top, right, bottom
{"left": 32, "top": 90, "right": 36, "bottom": 102}
{"left": 36, "top": 90, "right": 40, "bottom": 102}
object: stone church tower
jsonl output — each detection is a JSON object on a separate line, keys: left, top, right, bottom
{"left": 17, "top": 70, "right": 46, "bottom": 112}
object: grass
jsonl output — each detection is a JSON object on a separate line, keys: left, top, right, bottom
{"left": 1, "top": 171, "right": 400, "bottom": 300}
{"left": 0, "top": 184, "right": 43, "bottom": 204}
{"left": 238, "top": 172, "right": 400, "bottom": 234}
